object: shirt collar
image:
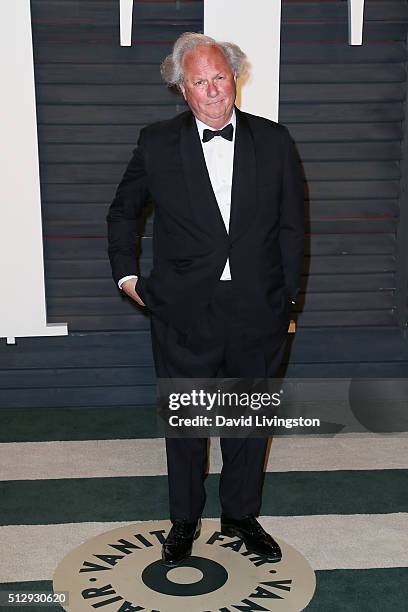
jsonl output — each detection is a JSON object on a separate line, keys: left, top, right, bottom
{"left": 195, "top": 107, "right": 236, "bottom": 142}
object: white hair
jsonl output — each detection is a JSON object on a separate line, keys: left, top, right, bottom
{"left": 160, "top": 31, "right": 248, "bottom": 89}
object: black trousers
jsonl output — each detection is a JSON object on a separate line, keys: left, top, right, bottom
{"left": 150, "top": 281, "right": 288, "bottom": 522}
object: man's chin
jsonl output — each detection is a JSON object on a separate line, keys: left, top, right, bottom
{"left": 204, "top": 107, "right": 232, "bottom": 122}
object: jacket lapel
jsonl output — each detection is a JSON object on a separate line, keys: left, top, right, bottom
{"left": 179, "top": 110, "right": 228, "bottom": 240}
{"left": 228, "top": 107, "right": 257, "bottom": 244}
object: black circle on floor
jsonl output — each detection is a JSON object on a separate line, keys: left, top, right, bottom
{"left": 141, "top": 556, "right": 228, "bottom": 596}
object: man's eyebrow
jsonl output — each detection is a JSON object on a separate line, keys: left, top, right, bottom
{"left": 190, "top": 72, "right": 225, "bottom": 81}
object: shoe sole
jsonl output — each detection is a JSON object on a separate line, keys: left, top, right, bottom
{"left": 220, "top": 525, "right": 282, "bottom": 561}
{"left": 161, "top": 550, "right": 193, "bottom": 568}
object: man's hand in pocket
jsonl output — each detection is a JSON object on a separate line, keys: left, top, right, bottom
{"left": 121, "top": 278, "right": 146, "bottom": 307}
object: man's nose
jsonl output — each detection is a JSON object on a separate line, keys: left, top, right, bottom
{"left": 206, "top": 80, "right": 219, "bottom": 97}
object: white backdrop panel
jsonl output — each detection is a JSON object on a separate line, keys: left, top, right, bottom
{"left": 0, "top": 1, "right": 67, "bottom": 342}
{"left": 204, "top": 0, "right": 281, "bottom": 121}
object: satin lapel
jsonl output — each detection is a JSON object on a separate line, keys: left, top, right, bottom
{"left": 179, "top": 111, "right": 228, "bottom": 240}
{"left": 228, "top": 108, "right": 257, "bottom": 244}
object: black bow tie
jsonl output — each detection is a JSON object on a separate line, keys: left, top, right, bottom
{"left": 202, "top": 123, "right": 234, "bottom": 143}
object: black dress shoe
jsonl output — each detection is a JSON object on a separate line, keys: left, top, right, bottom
{"left": 221, "top": 514, "right": 282, "bottom": 561}
{"left": 162, "top": 518, "right": 201, "bottom": 566}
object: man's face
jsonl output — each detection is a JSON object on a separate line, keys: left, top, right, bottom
{"left": 179, "top": 45, "right": 236, "bottom": 129}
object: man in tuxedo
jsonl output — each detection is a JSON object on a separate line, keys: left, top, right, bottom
{"left": 107, "top": 32, "right": 304, "bottom": 566}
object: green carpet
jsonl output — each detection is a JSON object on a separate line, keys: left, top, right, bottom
{"left": 1, "top": 407, "right": 407, "bottom": 610}
{"left": 0, "top": 406, "right": 160, "bottom": 442}
{"left": 1, "top": 470, "right": 407, "bottom": 525}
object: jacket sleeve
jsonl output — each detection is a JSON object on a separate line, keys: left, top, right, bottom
{"left": 106, "top": 128, "right": 150, "bottom": 286}
{"left": 279, "top": 125, "right": 305, "bottom": 304}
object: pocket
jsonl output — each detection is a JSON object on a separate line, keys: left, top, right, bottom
{"left": 282, "top": 286, "right": 292, "bottom": 311}
{"left": 135, "top": 276, "right": 149, "bottom": 307}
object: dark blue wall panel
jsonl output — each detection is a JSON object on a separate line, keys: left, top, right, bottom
{"left": 1, "top": 1, "right": 408, "bottom": 408}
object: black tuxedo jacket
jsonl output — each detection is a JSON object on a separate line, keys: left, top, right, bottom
{"left": 107, "top": 106, "right": 304, "bottom": 335}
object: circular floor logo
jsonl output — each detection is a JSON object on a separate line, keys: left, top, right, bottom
{"left": 53, "top": 520, "right": 315, "bottom": 611}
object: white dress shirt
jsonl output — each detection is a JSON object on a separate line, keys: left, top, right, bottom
{"left": 118, "top": 109, "right": 236, "bottom": 289}
{"left": 195, "top": 109, "right": 236, "bottom": 280}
